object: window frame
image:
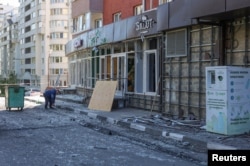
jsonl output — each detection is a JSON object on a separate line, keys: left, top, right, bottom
{"left": 165, "top": 28, "right": 187, "bottom": 57}
{"left": 143, "top": 50, "right": 158, "bottom": 95}
{"left": 134, "top": 5, "right": 142, "bottom": 16}
{"left": 95, "top": 19, "right": 102, "bottom": 28}
{"left": 111, "top": 53, "right": 127, "bottom": 96}
{"left": 159, "top": 0, "right": 173, "bottom": 5}
{"left": 113, "top": 12, "right": 121, "bottom": 22}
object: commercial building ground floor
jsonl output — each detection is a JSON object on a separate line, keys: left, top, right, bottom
{"left": 66, "top": 1, "right": 250, "bottom": 120}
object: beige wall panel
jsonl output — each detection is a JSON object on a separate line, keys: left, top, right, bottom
{"left": 88, "top": 81, "right": 117, "bottom": 111}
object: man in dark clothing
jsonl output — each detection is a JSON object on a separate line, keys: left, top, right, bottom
{"left": 43, "top": 88, "right": 57, "bottom": 109}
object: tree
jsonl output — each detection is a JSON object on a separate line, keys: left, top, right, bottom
{"left": 0, "top": 73, "right": 17, "bottom": 96}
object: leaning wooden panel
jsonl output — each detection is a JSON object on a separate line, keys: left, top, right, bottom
{"left": 88, "top": 81, "right": 117, "bottom": 111}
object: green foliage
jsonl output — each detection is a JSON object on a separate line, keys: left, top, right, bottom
{"left": 0, "top": 73, "right": 18, "bottom": 97}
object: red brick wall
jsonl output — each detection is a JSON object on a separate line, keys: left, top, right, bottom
{"left": 145, "top": 0, "right": 159, "bottom": 11}
{"left": 103, "top": 0, "right": 142, "bottom": 25}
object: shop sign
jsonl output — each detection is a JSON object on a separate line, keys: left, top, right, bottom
{"left": 74, "top": 38, "right": 83, "bottom": 48}
{"left": 135, "top": 15, "right": 156, "bottom": 33}
{"left": 135, "top": 15, "right": 156, "bottom": 41}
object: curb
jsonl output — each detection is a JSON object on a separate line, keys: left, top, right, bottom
{"left": 56, "top": 96, "right": 83, "bottom": 104}
{"left": 25, "top": 98, "right": 239, "bottom": 151}
{"left": 79, "top": 110, "right": 239, "bottom": 151}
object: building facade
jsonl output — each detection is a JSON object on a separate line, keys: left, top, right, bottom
{"left": 66, "top": 0, "right": 250, "bottom": 120}
{"left": 67, "top": 0, "right": 103, "bottom": 88}
{"left": 18, "top": 0, "right": 71, "bottom": 91}
{"left": 0, "top": 5, "right": 19, "bottom": 80}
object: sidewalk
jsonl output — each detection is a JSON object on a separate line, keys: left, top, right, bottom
{"left": 25, "top": 94, "right": 250, "bottom": 152}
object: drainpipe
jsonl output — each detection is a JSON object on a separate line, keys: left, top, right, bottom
{"left": 220, "top": 22, "right": 226, "bottom": 65}
{"left": 142, "top": 0, "right": 145, "bottom": 12}
{"left": 159, "top": 34, "right": 164, "bottom": 113}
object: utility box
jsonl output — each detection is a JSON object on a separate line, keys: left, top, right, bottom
{"left": 205, "top": 66, "right": 250, "bottom": 135}
{"left": 5, "top": 86, "right": 25, "bottom": 111}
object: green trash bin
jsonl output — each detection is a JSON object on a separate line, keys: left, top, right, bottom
{"left": 5, "top": 86, "right": 25, "bottom": 111}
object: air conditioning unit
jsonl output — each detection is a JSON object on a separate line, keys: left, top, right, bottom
{"left": 64, "top": 26, "right": 68, "bottom": 29}
{"left": 66, "top": 2, "right": 69, "bottom": 6}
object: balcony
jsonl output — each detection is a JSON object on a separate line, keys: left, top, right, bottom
{"left": 37, "top": 27, "right": 45, "bottom": 34}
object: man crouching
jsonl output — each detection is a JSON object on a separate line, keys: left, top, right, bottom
{"left": 43, "top": 87, "right": 57, "bottom": 109}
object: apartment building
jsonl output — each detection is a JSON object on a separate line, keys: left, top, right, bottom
{"left": 18, "top": 0, "right": 71, "bottom": 91}
{"left": 66, "top": 0, "right": 103, "bottom": 88}
{"left": 66, "top": 0, "right": 250, "bottom": 120}
{"left": 0, "top": 5, "right": 19, "bottom": 80}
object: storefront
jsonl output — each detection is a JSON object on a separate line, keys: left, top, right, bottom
{"left": 66, "top": 0, "right": 250, "bottom": 120}
{"left": 66, "top": 9, "right": 162, "bottom": 109}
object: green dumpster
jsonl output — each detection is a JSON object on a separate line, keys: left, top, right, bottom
{"left": 5, "top": 86, "right": 25, "bottom": 111}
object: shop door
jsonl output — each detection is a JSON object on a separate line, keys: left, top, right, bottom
{"left": 111, "top": 54, "right": 126, "bottom": 96}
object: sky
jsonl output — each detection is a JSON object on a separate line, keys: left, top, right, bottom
{"left": 0, "top": 0, "right": 20, "bottom": 7}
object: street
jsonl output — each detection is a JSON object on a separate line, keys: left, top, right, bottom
{"left": 0, "top": 98, "right": 202, "bottom": 166}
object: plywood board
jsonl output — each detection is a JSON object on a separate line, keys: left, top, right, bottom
{"left": 88, "top": 81, "right": 117, "bottom": 111}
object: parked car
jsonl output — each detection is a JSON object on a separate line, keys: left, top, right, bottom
{"left": 25, "top": 88, "right": 41, "bottom": 96}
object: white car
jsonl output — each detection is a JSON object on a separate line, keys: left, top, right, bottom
{"left": 25, "top": 88, "right": 41, "bottom": 96}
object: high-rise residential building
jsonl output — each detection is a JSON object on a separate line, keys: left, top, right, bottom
{"left": 18, "top": 0, "right": 71, "bottom": 91}
{"left": 0, "top": 4, "right": 19, "bottom": 80}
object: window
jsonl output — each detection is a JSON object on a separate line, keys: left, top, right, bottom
{"left": 111, "top": 54, "right": 126, "bottom": 96}
{"left": 50, "top": 44, "right": 64, "bottom": 51}
{"left": 25, "top": 47, "right": 31, "bottom": 54}
{"left": 25, "top": 15, "right": 31, "bottom": 22}
{"left": 31, "top": 23, "right": 36, "bottom": 30}
{"left": 25, "top": 58, "right": 31, "bottom": 64}
{"left": 24, "top": 36, "right": 31, "bottom": 43}
{"left": 166, "top": 29, "right": 187, "bottom": 57}
{"left": 25, "top": 69, "right": 31, "bottom": 73}
{"left": 32, "top": 57, "right": 36, "bottom": 64}
{"left": 31, "top": 12, "right": 36, "bottom": 18}
{"left": 127, "top": 53, "right": 135, "bottom": 92}
{"left": 50, "top": 8, "right": 67, "bottom": 15}
{"left": 134, "top": 5, "right": 142, "bottom": 15}
{"left": 81, "top": 59, "right": 92, "bottom": 88}
{"left": 113, "top": 12, "right": 121, "bottom": 22}
{"left": 50, "top": 20, "right": 67, "bottom": 28}
{"left": 159, "top": 0, "right": 173, "bottom": 5}
{"left": 95, "top": 19, "right": 102, "bottom": 28}
{"left": 53, "top": 57, "right": 62, "bottom": 63}
{"left": 31, "top": 35, "right": 36, "bottom": 42}
{"left": 144, "top": 51, "right": 158, "bottom": 93}
{"left": 50, "top": 32, "right": 67, "bottom": 39}
{"left": 51, "top": 68, "right": 64, "bottom": 75}
{"left": 134, "top": 39, "right": 159, "bottom": 95}
{"left": 51, "top": 0, "right": 64, "bottom": 3}
{"left": 99, "top": 52, "right": 126, "bottom": 96}
{"left": 72, "top": 15, "right": 85, "bottom": 32}
{"left": 38, "top": 22, "right": 43, "bottom": 28}
{"left": 78, "top": 15, "right": 85, "bottom": 31}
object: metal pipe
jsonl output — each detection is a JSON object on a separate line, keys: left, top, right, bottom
{"left": 187, "top": 26, "right": 191, "bottom": 116}
{"left": 220, "top": 22, "right": 226, "bottom": 65}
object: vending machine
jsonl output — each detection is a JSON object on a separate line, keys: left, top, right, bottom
{"left": 206, "top": 66, "right": 250, "bottom": 135}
